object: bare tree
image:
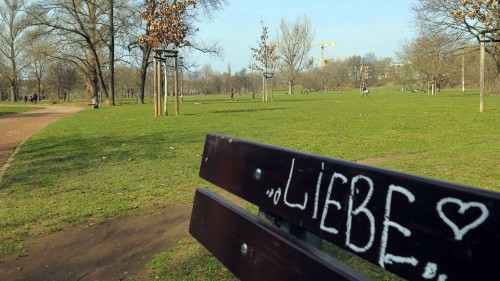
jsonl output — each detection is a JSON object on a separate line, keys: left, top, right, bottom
{"left": 345, "top": 56, "right": 362, "bottom": 87}
{"left": 222, "top": 63, "right": 234, "bottom": 96}
{"left": 135, "top": 0, "right": 153, "bottom": 104}
{"left": 302, "top": 67, "right": 323, "bottom": 93}
{"left": 29, "top": 0, "right": 134, "bottom": 105}
{"left": 275, "top": 15, "right": 314, "bottom": 95}
{"left": 399, "top": 32, "right": 460, "bottom": 93}
{"left": 30, "top": 1, "right": 112, "bottom": 102}
{"left": 412, "top": 0, "right": 500, "bottom": 94}
{"left": 46, "top": 61, "right": 80, "bottom": 100}
{"left": 330, "top": 60, "right": 350, "bottom": 92}
{"left": 373, "top": 57, "right": 392, "bottom": 86}
{"left": 0, "top": 61, "right": 10, "bottom": 100}
{"left": 0, "top": 0, "right": 32, "bottom": 102}
{"left": 115, "top": 65, "right": 142, "bottom": 100}
{"left": 26, "top": 36, "right": 52, "bottom": 100}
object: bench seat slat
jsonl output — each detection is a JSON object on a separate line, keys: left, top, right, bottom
{"left": 189, "top": 188, "right": 370, "bottom": 281}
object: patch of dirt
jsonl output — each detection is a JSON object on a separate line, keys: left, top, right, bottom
{"left": 0, "top": 105, "right": 194, "bottom": 280}
{"left": 0, "top": 205, "right": 192, "bottom": 281}
{"left": 357, "top": 153, "right": 408, "bottom": 165}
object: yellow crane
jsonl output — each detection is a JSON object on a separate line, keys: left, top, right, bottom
{"left": 309, "top": 42, "right": 337, "bottom": 66}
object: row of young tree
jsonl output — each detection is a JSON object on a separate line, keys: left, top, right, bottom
{"left": 1, "top": 0, "right": 498, "bottom": 103}
{"left": 285, "top": 1, "right": 499, "bottom": 96}
{"left": 181, "top": 47, "right": 496, "bottom": 97}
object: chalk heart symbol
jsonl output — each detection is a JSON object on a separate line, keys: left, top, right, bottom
{"left": 437, "top": 198, "right": 489, "bottom": 241}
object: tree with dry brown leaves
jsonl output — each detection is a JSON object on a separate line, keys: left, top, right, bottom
{"left": 447, "top": 0, "right": 499, "bottom": 30}
{"left": 250, "top": 20, "right": 279, "bottom": 102}
{"left": 139, "top": 0, "right": 196, "bottom": 49}
{"left": 250, "top": 21, "right": 279, "bottom": 74}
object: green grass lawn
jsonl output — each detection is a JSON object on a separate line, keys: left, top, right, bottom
{"left": 0, "top": 88, "right": 498, "bottom": 279}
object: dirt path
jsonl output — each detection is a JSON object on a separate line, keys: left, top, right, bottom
{"left": 0, "top": 205, "right": 192, "bottom": 281}
{"left": 0, "top": 105, "right": 85, "bottom": 180}
{"left": 0, "top": 105, "right": 193, "bottom": 280}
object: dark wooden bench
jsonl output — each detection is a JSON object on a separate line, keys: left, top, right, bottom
{"left": 89, "top": 97, "right": 99, "bottom": 109}
{"left": 189, "top": 133, "right": 500, "bottom": 280}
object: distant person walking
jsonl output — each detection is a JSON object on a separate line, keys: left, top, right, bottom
{"left": 23, "top": 95, "right": 28, "bottom": 105}
{"left": 362, "top": 86, "right": 369, "bottom": 98}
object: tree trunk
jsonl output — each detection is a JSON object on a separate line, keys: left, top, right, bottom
{"left": 9, "top": 64, "right": 18, "bottom": 102}
{"left": 108, "top": 0, "right": 115, "bottom": 106}
{"left": 262, "top": 75, "right": 265, "bottom": 102}
{"left": 492, "top": 59, "right": 500, "bottom": 96}
{"left": 86, "top": 58, "right": 99, "bottom": 99}
{"left": 288, "top": 79, "right": 294, "bottom": 95}
{"left": 90, "top": 48, "right": 109, "bottom": 102}
{"left": 139, "top": 46, "right": 151, "bottom": 104}
{"left": 174, "top": 56, "right": 180, "bottom": 115}
{"left": 10, "top": 84, "right": 17, "bottom": 102}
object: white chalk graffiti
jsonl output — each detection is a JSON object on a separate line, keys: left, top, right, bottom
{"left": 260, "top": 157, "right": 491, "bottom": 278}
{"left": 346, "top": 175, "right": 375, "bottom": 253}
{"left": 312, "top": 162, "right": 325, "bottom": 219}
{"left": 266, "top": 188, "right": 282, "bottom": 205}
{"left": 422, "top": 262, "right": 448, "bottom": 280}
{"left": 379, "top": 185, "right": 418, "bottom": 269}
{"left": 319, "top": 172, "right": 346, "bottom": 235}
{"left": 422, "top": 262, "right": 438, "bottom": 279}
{"left": 437, "top": 198, "right": 489, "bottom": 241}
{"left": 283, "top": 158, "right": 308, "bottom": 210}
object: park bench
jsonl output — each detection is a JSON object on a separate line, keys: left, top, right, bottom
{"left": 89, "top": 96, "right": 99, "bottom": 109}
{"left": 189, "top": 133, "right": 500, "bottom": 280}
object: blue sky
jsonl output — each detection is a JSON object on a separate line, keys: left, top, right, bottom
{"left": 189, "top": 0, "right": 417, "bottom": 72}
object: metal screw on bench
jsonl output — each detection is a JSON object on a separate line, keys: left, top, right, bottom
{"left": 254, "top": 168, "right": 262, "bottom": 181}
{"left": 240, "top": 243, "right": 249, "bottom": 257}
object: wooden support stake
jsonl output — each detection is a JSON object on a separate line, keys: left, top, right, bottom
{"left": 480, "top": 33, "right": 485, "bottom": 113}
{"left": 164, "top": 60, "right": 168, "bottom": 116}
{"left": 156, "top": 57, "right": 162, "bottom": 116}
{"left": 174, "top": 56, "right": 180, "bottom": 116}
{"left": 153, "top": 52, "right": 159, "bottom": 117}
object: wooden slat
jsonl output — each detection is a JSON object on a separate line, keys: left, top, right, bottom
{"left": 189, "top": 188, "right": 370, "bottom": 281}
{"left": 199, "top": 133, "right": 500, "bottom": 281}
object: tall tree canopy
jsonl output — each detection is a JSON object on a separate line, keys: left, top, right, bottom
{"left": 399, "top": 32, "right": 459, "bottom": 89}
{"left": 31, "top": 0, "right": 113, "bottom": 100}
{"left": 275, "top": 15, "right": 314, "bottom": 95}
{"left": 0, "top": 0, "right": 32, "bottom": 101}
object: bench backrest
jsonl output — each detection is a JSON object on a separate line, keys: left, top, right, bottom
{"left": 190, "top": 133, "right": 500, "bottom": 280}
